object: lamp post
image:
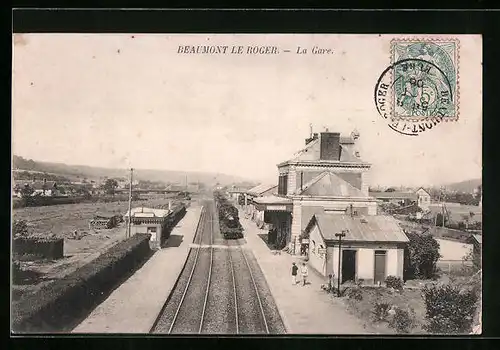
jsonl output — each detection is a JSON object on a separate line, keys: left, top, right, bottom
{"left": 127, "top": 168, "right": 133, "bottom": 239}
{"left": 335, "top": 230, "right": 348, "bottom": 297}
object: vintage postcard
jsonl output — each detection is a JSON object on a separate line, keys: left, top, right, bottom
{"left": 11, "top": 34, "right": 482, "bottom": 335}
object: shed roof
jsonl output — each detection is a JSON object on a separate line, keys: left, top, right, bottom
{"left": 247, "top": 184, "right": 278, "bottom": 196}
{"left": 471, "top": 234, "right": 482, "bottom": 245}
{"left": 307, "top": 213, "right": 409, "bottom": 243}
{"left": 124, "top": 207, "right": 170, "bottom": 218}
{"left": 369, "top": 191, "right": 418, "bottom": 200}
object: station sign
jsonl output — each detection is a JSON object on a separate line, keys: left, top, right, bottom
{"left": 267, "top": 205, "right": 288, "bottom": 211}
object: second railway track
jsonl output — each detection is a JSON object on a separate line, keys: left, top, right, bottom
{"left": 151, "top": 199, "right": 285, "bottom": 334}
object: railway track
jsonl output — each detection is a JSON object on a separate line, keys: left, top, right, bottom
{"left": 151, "top": 199, "right": 283, "bottom": 334}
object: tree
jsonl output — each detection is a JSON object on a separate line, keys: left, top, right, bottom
{"left": 237, "top": 194, "right": 245, "bottom": 206}
{"left": 20, "top": 184, "right": 34, "bottom": 198}
{"left": 385, "top": 188, "right": 396, "bottom": 192}
{"left": 103, "top": 179, "right": 119, "bottom": 195}
{"left": 404, "top": 231, "right": 441, "bottom": 280}
{"left": 435, "top": 213, "right": 448, "bottom": 227}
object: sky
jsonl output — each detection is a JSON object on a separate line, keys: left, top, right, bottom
{"left": 12, "top": 34, "right": 482, "bottom": 187}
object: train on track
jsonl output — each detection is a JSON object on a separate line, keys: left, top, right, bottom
{"left": 213, "top": 191, "right": 244, "bottom": 239}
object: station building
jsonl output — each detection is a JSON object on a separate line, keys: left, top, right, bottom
{"left": 245, "top": 129, "right": 409, "bottom": 284}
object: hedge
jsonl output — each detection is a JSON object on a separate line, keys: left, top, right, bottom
{"left": 13, "top": 237, "right": 64, "bottom": 260}
{"left": 11, "top": 233, "right": 152, "bottom": 333}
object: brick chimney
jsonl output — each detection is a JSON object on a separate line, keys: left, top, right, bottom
{"left": 320, "top": 132, "right": 341, "bottom": 160}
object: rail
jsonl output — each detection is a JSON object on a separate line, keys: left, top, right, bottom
{"left": 240, "top": 246, "right": 269, "bottom": 334}
{"left": 167, "top": 206, "right": 206, "bottom": 334}
{"left": 199, "top": 205, "right": 214, "bottom": 333}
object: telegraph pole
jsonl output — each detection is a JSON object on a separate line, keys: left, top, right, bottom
{"left": 335, "top": 230, "right": 348, "bottom": 297}
{"left": 127, "top": 168, "right": 134, "bottom": 238}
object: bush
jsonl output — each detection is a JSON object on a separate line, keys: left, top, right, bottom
{"left": 404, "top": 231, "right": 441, "bottom": 280}
{"left": 372, "top": 301, "right": 391, "bottom": 322}
{"left": 385, "top": 276, "right": 404, "bottom": 291}
{"left": 347, "top": 286, "right": 363, "bottom": 301}
{"left": 11, "top": 233, "right": 152, "bottom": 333}
{"left": 13, "top": 237, "right": 64, "bottom": 260}
{"left": 422, "top": 283, "right": 479, "bottom": 334}
{"left": 389, "top": 307, "right": 417, "bottom": 333}
{"left": 13, "top": 220, "right": 29, "bottom": 238}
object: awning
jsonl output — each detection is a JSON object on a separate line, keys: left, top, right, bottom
{"left": 253, "top": 195, "right": 293, "bottom": 212}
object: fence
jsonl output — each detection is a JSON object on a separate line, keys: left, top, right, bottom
{"left": 436, "top": 259, "right": 473, "bottom": 274}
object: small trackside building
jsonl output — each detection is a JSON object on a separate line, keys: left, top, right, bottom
{"left": 303, "top": 213, "right": 409, "bottom": 285}
{"left": 124, "top": 207, "right": 171, "bottom": 247}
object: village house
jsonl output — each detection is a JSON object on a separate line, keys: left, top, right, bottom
{"left": 415, "top": 187, "right": 431, "bottom": 210}
{"left": 124, "top": 204, "right": 173, "bottom": 247}
{"left": 304, "top": 213, "right": 408, "bottom": 284}
{"left": 31, "top": 179, "right": 60, "bottom": 196}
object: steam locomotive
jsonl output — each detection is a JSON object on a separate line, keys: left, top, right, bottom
{"left": 214, "top": 191, "right": 244, "bottom": 239}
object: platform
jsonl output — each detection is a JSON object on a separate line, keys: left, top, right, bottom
{"left": 72, "top": 206, "right": 203, "bottom": 333}
{"left": 240, "top": 214, "right": 372, "bottom": 334}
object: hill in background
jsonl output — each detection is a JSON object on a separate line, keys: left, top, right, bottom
{"left": 445, "top": 178, "right": 482, "bottom": 193}
{"left": 12, "top": 155, "right": 253, "bottom": 187}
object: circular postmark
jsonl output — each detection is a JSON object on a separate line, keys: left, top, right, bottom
{"left": 374, "top": 58, "right": 454, "bottom": 136}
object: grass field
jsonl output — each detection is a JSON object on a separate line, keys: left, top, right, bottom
{"left": 429, "top": 204, "right": 482, "bottom": 223}
{"left": 12, "top": 196, "right": 186, "bottom": 299}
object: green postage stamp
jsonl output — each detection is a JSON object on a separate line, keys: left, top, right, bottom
{"left": 390, "top": 38, "right": 459, "bottom": 122}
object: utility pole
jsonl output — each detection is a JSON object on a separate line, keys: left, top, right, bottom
{"left": 335, "top": 230, "right": 348, "bottom": 297}
{"left": 127, "top": 168, "right": 134, "bottom": 238}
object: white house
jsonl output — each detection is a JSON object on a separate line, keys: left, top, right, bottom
{"left": 415, "top": 187, "right": 431, "bottom": 211}
{"left": 304, "top": 213, "right": 409, "bottom": 285}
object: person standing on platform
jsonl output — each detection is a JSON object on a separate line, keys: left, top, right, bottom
{"left": 301, "top": 263, "right": 309, "bottom": 286}
{"left": 291, "top": 262, "right": 298, "bottom": 285}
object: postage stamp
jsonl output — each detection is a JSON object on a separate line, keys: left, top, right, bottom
{"left": 390, "top": 38, "right": 459, "bottom": 122}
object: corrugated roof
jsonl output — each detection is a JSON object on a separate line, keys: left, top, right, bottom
{"left": 299, "top": 171, "right": 366, "bottom": 197}
{"left": 124, "top": 207, "right": 170, "bottom": 218}
{"left": 247, "top": 184, "right": 277, "bottom": 196}
{"left": 369, "top": 191, "right": 418, "bottom": 200}
{"left": 309, "top": 213, "right": 409, "bottom": 243}
{"left": 253, "top": 195, "right": 293, "bottom": 204}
